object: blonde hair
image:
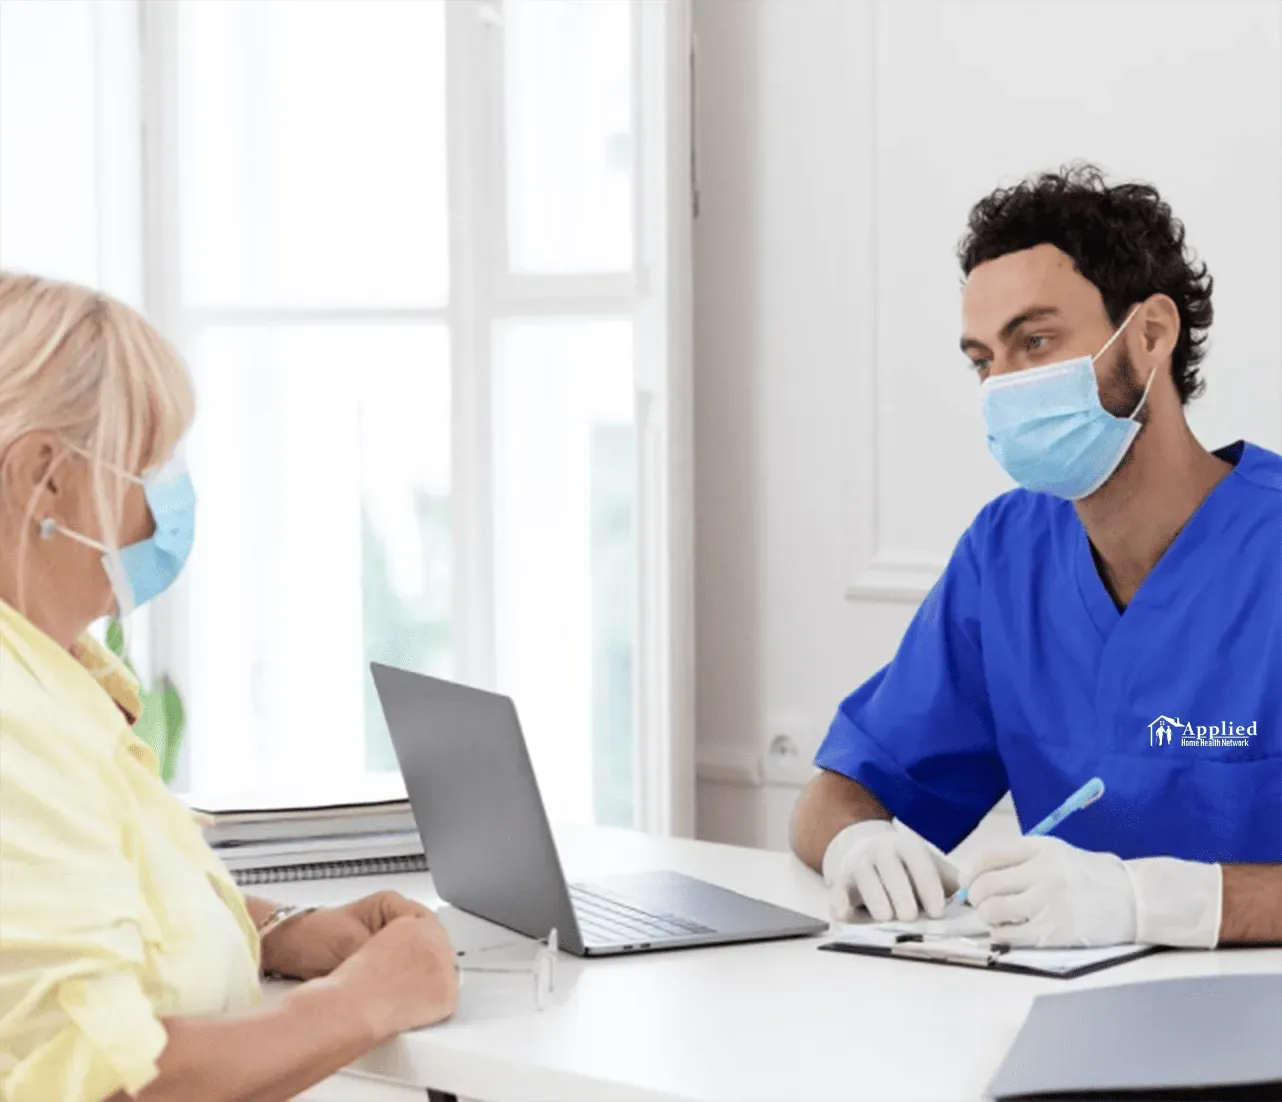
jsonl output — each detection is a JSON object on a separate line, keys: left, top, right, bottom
{"left": 0, "top": 272, "right": 195, "bottom": 611}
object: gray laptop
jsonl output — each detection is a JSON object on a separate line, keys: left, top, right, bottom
{"left": 371, "top": 663, "right": 827, "bottom": 957}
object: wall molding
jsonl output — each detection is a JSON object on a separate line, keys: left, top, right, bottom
{"left": 839, "top": 2, "right": 967, "bottom": 607}
{"left": 695, "top": 741, "right": 761, "bottom": 787}
{"left": 845, "top": 550, "right": 947, "bottom": 603}
{"left": 840, "top": 1, "right": 954, "bottom": 610}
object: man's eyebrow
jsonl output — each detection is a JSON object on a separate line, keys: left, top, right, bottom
{"left": 959, "top": 306, "right": 1062, "bottom": 355}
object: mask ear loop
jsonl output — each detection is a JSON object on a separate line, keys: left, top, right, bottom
{"left": 1128, "top": 357, "right": 1161, "bottom": 422}
{"left": 1091, "top": 305, "right": 1141, "bottom": 363}
{"left": 39, "top": 515, "right": 107, "bottom": 553}
{"left": 37, "top": 445, "right": 149, "bottom": 675}
{"left": 37, "top": 515, "right": 137, "bottom": 673}
{"left": 1092, "top": 306, "right": 1158, "bottom": 421}
{"left": 41, "top": 445, "right": 145, "bottom": 612}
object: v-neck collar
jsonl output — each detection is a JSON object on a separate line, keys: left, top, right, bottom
{"left": 1073, "top": 441, "right": 1248, "bottom": 639}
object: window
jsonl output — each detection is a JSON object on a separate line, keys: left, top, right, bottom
{"left": 144, "top": 0, "right": 693, "bottom": 830}
{"left": 492, "top": 317, "right": 635, "bottom": 824}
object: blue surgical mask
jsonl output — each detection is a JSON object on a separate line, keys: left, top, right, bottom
{"left": 40, "top": 450, "right": 196, "bottom": 616}
{"left": 981, "top": 308, "right": 1157, "bottom": 500}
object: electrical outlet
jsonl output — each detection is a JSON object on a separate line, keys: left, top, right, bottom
{"left": 761, "top": 714, "right": 819, "bottom": 788}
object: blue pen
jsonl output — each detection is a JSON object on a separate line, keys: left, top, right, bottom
{"left": 954, "top": 777, "right": 1105, "bottom": 904}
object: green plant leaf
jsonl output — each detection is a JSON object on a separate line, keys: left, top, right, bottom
{"left": 133, "top": 688, "right": 166, "bottom": 766}
{"left": 106, "top": 624, "right": 186, "bottom": 786}
{"left": 159, "top": 678, "right": 185, "bottom": 785}
{"left": 106, "top": 619, "right": 138, "bottom": 676}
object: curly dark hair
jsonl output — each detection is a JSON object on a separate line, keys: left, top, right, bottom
{"left": 957, "top": 163, "right": 1213, "bottom": 404}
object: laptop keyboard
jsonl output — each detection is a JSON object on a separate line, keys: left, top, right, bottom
{"left": 570, "top": 883, "right": 716, "bottom": 944}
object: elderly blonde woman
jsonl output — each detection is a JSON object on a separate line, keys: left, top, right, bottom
{"left": 0, "top": 274, "right": 459, "bottom": 1102}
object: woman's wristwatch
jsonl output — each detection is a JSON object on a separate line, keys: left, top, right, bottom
{"left": 257, "top": 903, "right": 322, "bottom": 941}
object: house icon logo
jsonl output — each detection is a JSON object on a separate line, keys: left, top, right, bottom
{"left": 1148, "top": 715, "right": 1183, "bottom": 747}
{"left": 1147, "top": 714, "right": 1257, "bottom": 748}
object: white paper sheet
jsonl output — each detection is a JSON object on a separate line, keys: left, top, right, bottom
{"left": 828, "top": 900, "right": 1150, "bottom": 976}
{"left": 879, "top": 898, "right": 991, "bottom": 939}
{"left": 834, "top": 897, "right": 991, "bottom": 941}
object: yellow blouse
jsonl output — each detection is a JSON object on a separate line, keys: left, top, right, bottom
{"left": 0, "top": 601, "right": 262, "bottom": 1102}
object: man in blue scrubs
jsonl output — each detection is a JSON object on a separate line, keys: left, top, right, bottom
{"left": 791, "top": 165, "right": 1282, "bottom": 948}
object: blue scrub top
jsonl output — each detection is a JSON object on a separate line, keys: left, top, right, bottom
{"left": 816, "top": 441, "right": 1282, "bottom": 863}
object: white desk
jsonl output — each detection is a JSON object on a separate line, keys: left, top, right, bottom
{"left": 271, "top": 826, "right": 1282, "bottom": 1102}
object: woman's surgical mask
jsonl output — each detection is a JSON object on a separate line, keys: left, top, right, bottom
{"left": 39, "top": 449, "right": 196, "bottom": 617}
{"left": 980, "top": 308, "right": 1158, "bottom": 501}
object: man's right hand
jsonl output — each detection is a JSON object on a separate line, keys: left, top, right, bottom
{"left": 822, "top": 820, "right": 961, "bottom": 922}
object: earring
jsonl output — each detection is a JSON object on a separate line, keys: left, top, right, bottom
{"left": 38, "top": 518, "right": 57, "bottom": 540}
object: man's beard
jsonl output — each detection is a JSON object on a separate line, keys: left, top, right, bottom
{"left": 1099, "top": 348, "right": 1149, "bottom": 423}
{"left": 1095, "top": 348, "right": 1150, "bottom": 485}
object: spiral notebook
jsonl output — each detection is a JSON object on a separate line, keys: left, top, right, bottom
{"left": 188, "top": 779, "right": 427, "bottom": 885}
{"left": 231, "top": 852, "right": 429, "bottom": 886}
{"left": 216, "top": 829, "right": 427, "bottom": 884}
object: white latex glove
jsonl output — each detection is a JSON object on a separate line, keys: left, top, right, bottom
{"left": 822, "top": 820, "right": 961, "bottom": 923}
{"left": 1123, "top": 856, "right": 1223, "bottom": 948}
{"left": 965, "top": 837, "right": 1223, "bottom": 948}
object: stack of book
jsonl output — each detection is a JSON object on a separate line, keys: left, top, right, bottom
{"left": 184, "top": 784, "right": 428, "bottom": 886}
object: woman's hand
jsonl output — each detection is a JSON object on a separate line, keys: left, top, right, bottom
{"left": 118, "top": 912, "right": 459, "bottom": 1102}
{"left": 260, "top": 891, "right": 436, "bottom": 980}
{"left": 326, "top": 913, "right": 460, "bottom": 1040}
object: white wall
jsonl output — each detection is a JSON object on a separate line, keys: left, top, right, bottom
{"left": 692, "top": 0, "right": 1282, "bottom": 851}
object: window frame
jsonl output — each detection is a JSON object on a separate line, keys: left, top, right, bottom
{"left": 138, "top": 0, "right": 693, "bottom": 834}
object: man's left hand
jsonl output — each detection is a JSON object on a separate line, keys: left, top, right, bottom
{"left": 963, "top": 836, "right": 1137, "bottom": 948}
{"left": 260, "top": 891, "right": 437, "bottom": 980}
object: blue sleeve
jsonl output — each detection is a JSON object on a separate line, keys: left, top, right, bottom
{"left": 814, "top": 522, "right": 1008, "bottom": 853}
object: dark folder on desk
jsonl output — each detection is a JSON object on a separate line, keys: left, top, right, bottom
{"left": 985, "top": 973, "right": 1282, "bottom": 1100}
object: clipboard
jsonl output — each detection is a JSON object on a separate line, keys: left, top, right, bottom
{"left": 819, "top": 930, "right": 1165, "bottom": 979}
